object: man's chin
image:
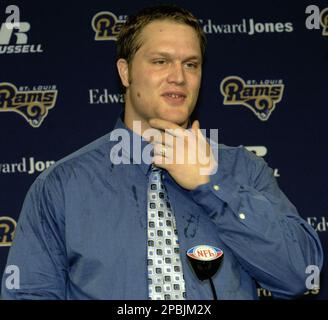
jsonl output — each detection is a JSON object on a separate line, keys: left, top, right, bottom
{"left": 157, "top": 111, "right": 190, "bottom": 128}
{"left": 164, "top": 117, "right": 189, "bottom": 128}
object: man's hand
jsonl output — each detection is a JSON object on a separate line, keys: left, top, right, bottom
{"left": 144, "top": 118, "right": 218, "bottom": 190}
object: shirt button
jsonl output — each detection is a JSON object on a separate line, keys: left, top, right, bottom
{"left": 213, "top": 185, "right": 220, "bottom": 191}
{"left": 239, "top": 212, "right": 246, "bottom": 220}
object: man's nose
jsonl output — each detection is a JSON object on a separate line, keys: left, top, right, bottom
{"left": 167, "top": 62, "right": 186, "bottom": 85}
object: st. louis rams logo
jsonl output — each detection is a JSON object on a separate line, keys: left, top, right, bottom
{"left": 0, "top": 216, "right": 17, "bottom": 247}
{"left": 0, "top": 82, "right": 57, "bottom": 127}
{"left": 92, "top": 11, "right": 125, "bottom": 41}
{"left": 321, "top": 8, "right": 328, "bottom": 36}
{"left": 220, "top": 76, "right": 284, "bottom": 121}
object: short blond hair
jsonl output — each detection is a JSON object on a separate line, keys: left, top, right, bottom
{"left": 116, "top": 4, "right": 206, "bottom": 64}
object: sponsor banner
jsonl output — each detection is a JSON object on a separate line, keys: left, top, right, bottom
{"left": 307, "top": 217, "right": 328, "bottom": 232}
{"left": 0, "top": 216, "right": 17, "bottom": 247}
{"left": 91, "top": 12, "right": 294, "bottom": 39}
{"left": 220, "top": 76, "right": 284, "bottom": 121}
{"left": 320, "top": 8, "right": 328, "bottom": 35}
{"left": 245, "top": 146, "right": 280, "bottom": 177}
{"left": 89, "top": 89, "right": 124, "bottom": 104}
{"left": 199, "top": 18, "right": 293, "bottom": 35}
{"left": 92, "top": 11, "right": 127, "bottom": 41}
{"left": 0, "top": 157, "right": 55, "bottom": 175}
{"left": 257, "top": 287, "right": 320, "bottom": 298}
{"left": 0, "top": 21, "right": 43, "bottom": 54}
{"left": 0, "top": 83, "right": 58, "bottom": 127}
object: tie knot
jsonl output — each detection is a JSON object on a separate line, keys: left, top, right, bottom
{"left": 150, "top": 164, "right": 162, "bottom": 175}
{"left": 151, "top": 164, "right": 161, "bottom": 173}
{"left": 149, "top": 165, "right": 162, "bottom": 182}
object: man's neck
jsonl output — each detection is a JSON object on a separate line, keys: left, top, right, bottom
{"left": 124, "top": 114, "right": 150, "bottom": 136}
{"left": 124, "top": 113, "right": 190, "bottom": 136}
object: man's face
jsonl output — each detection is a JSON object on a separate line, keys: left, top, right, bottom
{"left": 119, "top": 20, "right": 202, "bottom": 130}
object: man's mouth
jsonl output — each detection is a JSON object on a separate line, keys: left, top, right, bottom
{"left": 162, "top": 92, "right": 187, "bottom": 104}
{"left": 163, "top": 93, "right": 186, "bottom": 99}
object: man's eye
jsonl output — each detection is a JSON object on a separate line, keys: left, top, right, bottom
{"left": 185, "top": 62, "right": 198, "bottom": 69}
{"left": 153, "top": 60, "right": 166, "bottom": 65}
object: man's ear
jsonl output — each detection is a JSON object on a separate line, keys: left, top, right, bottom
{"left": 116, "top": 58, "right": 130, "bottom": 88}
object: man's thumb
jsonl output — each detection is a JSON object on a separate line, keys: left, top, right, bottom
{"left": 191, "top": 120, "right": 200, "bottom": 131}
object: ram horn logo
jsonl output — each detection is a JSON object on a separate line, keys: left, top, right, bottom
{"left": 220, "top": 76, "right": 284, "bottom": 121}
{"left": 320, "top": 8, "right": 328, "bottom": 36}
{"left": 0, "top": 82, "right": 57, "bottom": 127}
{"left": 0, "top": 216, "right": 17, "bottom": 247}
{"left": 92, "top": 11, "right": 125, "bottom": 41}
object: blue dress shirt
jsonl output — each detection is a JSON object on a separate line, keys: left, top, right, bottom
{"left": 1, "top": 117, "right": 323, "bottom": 299}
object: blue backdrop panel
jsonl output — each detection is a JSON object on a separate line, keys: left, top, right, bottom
{"left": 0, "top": 0, "right": 327, "bottom": 299}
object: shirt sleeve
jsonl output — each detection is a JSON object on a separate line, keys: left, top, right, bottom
{"left": 1, "top": 170, "right": 68, "bottom": 299}
{"left": 190, "top": 146, "right": 324, "bottom": 299}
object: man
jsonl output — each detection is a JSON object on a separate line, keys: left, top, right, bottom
{"left": 1, "top": 5, "right": 323, "bottom": 300}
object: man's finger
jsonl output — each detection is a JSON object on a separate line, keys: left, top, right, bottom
{"left": 152, "top": 155, "right": 172, "bottom": 169}
{"left": 153, "top": 142, "right": 174, "bottom": 159}
{"left": 191, "top": 120, "right": 200, "bottom": 131}
{"left": 151, "top": 132, "right": 175, "bottom": 147}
